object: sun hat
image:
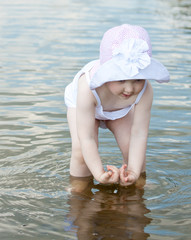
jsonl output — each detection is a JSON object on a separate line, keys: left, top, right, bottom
{"left": 90, "top": 24, "right": 170, "bottom": 90}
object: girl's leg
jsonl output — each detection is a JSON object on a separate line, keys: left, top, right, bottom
{"left": 106, "top": 107, "right": 146, "bottom": 172}
{"left": 67, "top": 108, "right": 99, "bottom": 177}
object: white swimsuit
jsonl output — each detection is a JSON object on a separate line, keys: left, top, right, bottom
{"left": 65, "top": 60, "right": 147, "bottom": 125}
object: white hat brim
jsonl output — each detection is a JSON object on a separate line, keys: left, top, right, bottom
{"left": 90, "top": 58, "right": 170, "bottom": 90}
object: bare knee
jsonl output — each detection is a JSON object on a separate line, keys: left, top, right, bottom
{"left": 70, "top": 143, "right": 92, "bottom": 177}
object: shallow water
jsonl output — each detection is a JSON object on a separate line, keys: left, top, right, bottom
{"left": 0, "top": 0, "right": 191, "bottom": 239}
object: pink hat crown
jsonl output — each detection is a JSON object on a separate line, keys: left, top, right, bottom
{"left": 99, "top": 24, "right": 152, "bottom": 65}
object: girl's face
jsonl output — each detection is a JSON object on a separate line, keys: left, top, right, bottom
{"left": 105, "top": 79, "right": 145, "bottom": 99}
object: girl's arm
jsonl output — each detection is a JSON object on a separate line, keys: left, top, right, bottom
{"left": 77, "top": 75, "right": 119, "bottom": 184}
{"left": 120, "top": 81, "right": 153, "bottom": 186}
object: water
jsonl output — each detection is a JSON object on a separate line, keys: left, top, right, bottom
{"left": 0, "top": 0, "right": 191, "bottom": 239}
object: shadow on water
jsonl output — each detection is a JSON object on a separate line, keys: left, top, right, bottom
{"left": 66, "top": 176, "right": 152, "bottom": 240}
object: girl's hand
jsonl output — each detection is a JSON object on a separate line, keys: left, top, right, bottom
{"left": 98, "top": 165, "right": 119, "bottom": 184}
{"left": 119, "top": 164, "right": 138, "bottom": 187}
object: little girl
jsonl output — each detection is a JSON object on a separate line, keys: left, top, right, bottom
{"left": 65, "top": 24, "right": 169, "bottom": 187}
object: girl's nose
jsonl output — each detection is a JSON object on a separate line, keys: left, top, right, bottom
{"left": 124, "top": 82, "right": 134, "bottom": 94}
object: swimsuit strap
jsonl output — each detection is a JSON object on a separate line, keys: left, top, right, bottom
{"left": 85, "top": 62, "right": 102, "bottom": 106}
{"left": 135, "top": 80, "right": 147, "bottom": 104}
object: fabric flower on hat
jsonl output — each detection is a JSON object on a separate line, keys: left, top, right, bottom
{"left": 112, "top": 38, "right": 151, "bottom": 77}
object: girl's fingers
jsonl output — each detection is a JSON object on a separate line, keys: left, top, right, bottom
{"left": 107, "top": 165, "right": 118, "bottom": 172}
{"left": 106, "top": 166, "right": 114, "bottom": 176}
{"left": 119, "top": 169, "right": 137, "bottom": 185}
{"left": 120, "top": 164, "right": 127, "bottom": 179}
{"left": 107, "top": 165, "right": 113, "bottom": 172}
{"left": 120, "top": 169, "right": 124, "bottom": 179}
{"left": 107, "top": 165, "right": 120, "bottom": 182}
{"left": 101, "top": 172, "right": 111, "bottom": 182}
{"left": 123, "top": 164, "right": 127, "bottom": 169}
{"left": 105, "top": 171, "right": 112, "bottom": 178}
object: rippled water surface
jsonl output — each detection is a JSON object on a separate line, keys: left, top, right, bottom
{"left": 0, "top": 0, "right": 191, "bottom": 239}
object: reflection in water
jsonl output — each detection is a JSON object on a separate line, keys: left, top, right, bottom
{"left": 66, "top": 176, "right": 152, "bottom": 240}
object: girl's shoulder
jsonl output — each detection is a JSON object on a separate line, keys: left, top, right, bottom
{"left": 78, "top": 74, "right": 97, "bottom": 106}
